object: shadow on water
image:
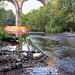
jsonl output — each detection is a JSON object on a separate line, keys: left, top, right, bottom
{"left": 0, "top": 32, "right": 75, "bottom": 74}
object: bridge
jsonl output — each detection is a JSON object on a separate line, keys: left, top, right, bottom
{"left": 6, "top": 0, "right": 51, "bottom": 26}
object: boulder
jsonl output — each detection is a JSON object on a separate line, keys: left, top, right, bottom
{"left": 16, "top": 62, "right": 23, "bottom": 69}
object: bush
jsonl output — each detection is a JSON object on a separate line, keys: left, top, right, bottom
{"left": 0, "top": 27, "right": 10, "bottom": 40}
{"left": 47, "top": 8, "right": 75, "bottom": 33}
{"left": 45, "top": 25, "right": 63, "bottom": 33}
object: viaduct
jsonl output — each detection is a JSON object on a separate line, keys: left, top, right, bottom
{"left": 7, "top": 0, "right": 51, "bottom": 26}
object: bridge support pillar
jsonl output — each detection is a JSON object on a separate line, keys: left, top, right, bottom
{"left": 15, "top": 10, "right": 19, "bottom": 26}
{"left": 12, "top": 0, "right": 23, "bottom": 26}
{"left": 16, "top": 9, "right": 22, "bottom": 26}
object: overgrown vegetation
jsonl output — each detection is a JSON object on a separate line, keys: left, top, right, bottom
{"left": 0, "top": 0, "right": 15, "bottom": 26}
{"left": 0, "top": 9, "right": 15, "bottom": 27}
{"left": 19, "top": 0, "right": 75, "bottom": 33}
{"left": 0, "top": 0, "right": 12, "bottom": 40}
{"left": 0, "top": 27, "right": 10, "bottom": 40}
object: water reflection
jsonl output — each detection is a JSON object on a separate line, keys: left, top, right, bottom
{"left": 3, "top": 34, "right": 44, "bottom": 58}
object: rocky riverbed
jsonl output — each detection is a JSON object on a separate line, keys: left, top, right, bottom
{"left": 0, "top": 41, "right": 56, "bottom": 75}
{"left": 0, "top": 49, "right": 49, "bottom": 70}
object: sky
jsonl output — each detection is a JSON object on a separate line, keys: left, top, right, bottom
{"left": 4, "top": 0, "right": 44, "bottom": 15}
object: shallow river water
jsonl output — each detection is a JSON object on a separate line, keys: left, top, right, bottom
{"left": 0, "top": 32, "right": 75, "bottom": 75}
{"left": 27, "top": 33, "right": 75, "bottom": 74}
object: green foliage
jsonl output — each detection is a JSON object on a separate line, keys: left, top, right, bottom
{"left": 0, "top": 0, "right": 14, "bottom": 40}
{"left": 1, "top": 10, "right": 15, "bottom": 27}
{"left": 45, "top": 25, "right": 63, "bottom": 33}
{"left": 0, "top": 0, "right": 73, "bottom": 33}
{"left": 0, "top": 27, "right": 10, "bottom": 40}
{"left": 50, "top": 9, "right": 75, "bottom": 32}
{"left": 19, "top": 5, "right": 51, "bottom": 31}
{"left": 0, "top": 9, "right": 15, "bottom": 27}
{"left": 19, "top": 0, "right": 75, "bottom": 33}
{"left": 45, "top": 1, "right": 75, "bottom": 33}
{"left": 0, "top": 8, "right": 5, "bottom": 26}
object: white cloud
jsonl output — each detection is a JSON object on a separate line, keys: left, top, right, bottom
{"left": 22, "top": 0, "right": 43, "bottom": 14}
{"left": 4, "top": 1, "right": 16, "bottom": 14}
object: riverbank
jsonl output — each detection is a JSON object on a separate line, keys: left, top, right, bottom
{"left": 0, "top": 46, "right": 52, "bottom": 75}
{"left": 0, "top": 40, "right": 49, "bottom": 73}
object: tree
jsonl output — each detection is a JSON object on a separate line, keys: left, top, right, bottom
{"left": 0, "top": 0, "right": 11, "bottom": 39}
{"left": 1, "top": 10, "right": 15, "bottom": 27}
{"left": 19, "top": 1, "right": 75, "bottom": 32}
{"left": 19, "top": 4, "right": 51, "bottom": 31}
{"left": 4, "top": 10, "right": 15, "bottom": 26}
{"left": 47, "top": 0, "right": 75, "bottom": 32}
{"left": 0, "top": 0, "right": 5, "bottom": 26}
{"left": 0, "top": 0, "right": 15, "bottom": 27}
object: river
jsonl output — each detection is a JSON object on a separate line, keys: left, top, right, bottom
{"left": 0, "top": 32, "right": 75, "bottom": 75}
